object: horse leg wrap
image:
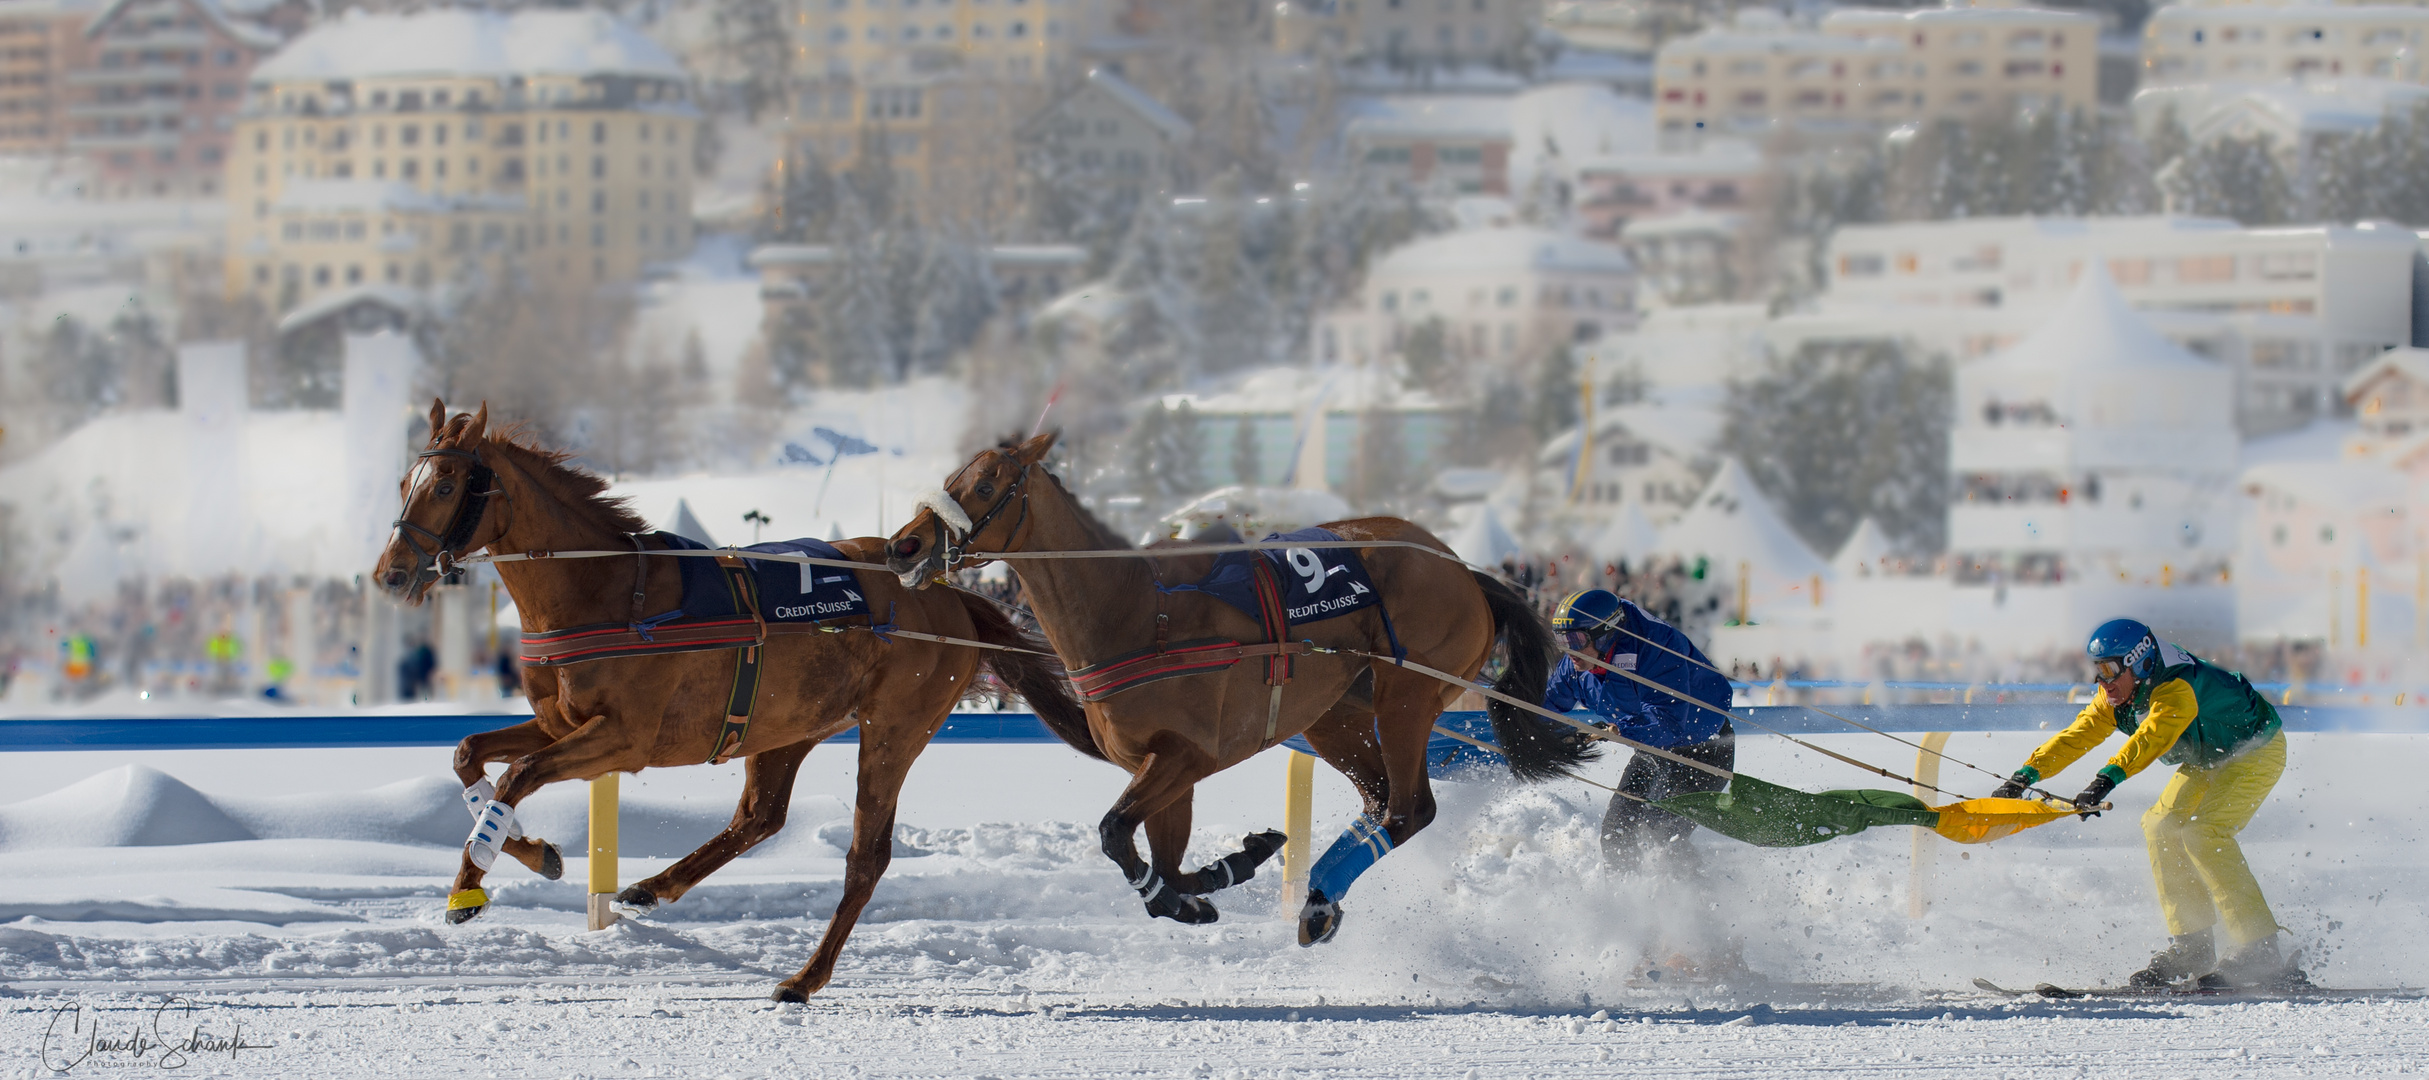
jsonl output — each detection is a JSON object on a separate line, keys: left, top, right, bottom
{"left": 464, "top": 798, "right": 517, "bottom": 871}
{"left": 461, "top": 779, "right": 525, "bottom": 840}
{"left": 1308, "top": 815, "right": 1395, "bottom": 903}
{"left": 1190, "top": 830, "right": 1288, "bottom": 894}
{"left": 1130, "top": 867, "right": 1217, "bottom": 925}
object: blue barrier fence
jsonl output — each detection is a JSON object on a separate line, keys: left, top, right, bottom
{"left": 3, "top": 704, "right": 2423, "bottom": 752}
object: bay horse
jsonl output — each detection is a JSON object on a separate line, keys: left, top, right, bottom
{"left": 885, "top": 432, "right": 1593, "bottom": 943}
{"left": 373, "top": 402, "right": 1095, "bottom": 1001}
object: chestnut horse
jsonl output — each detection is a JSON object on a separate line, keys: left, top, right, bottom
{"left": 373, "top": 403, "right": 1095, "bottom": 1001}
{"left": 886, "top": 433, "right": 1593, "bottom": 943}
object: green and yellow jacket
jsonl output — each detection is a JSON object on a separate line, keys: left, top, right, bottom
{"left": 2016, "top": 640, "right": 2283, "bottom": 790}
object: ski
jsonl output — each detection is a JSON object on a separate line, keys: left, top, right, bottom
{"left": 1976, "top": 977, "right": 2422, "bottom": 1001}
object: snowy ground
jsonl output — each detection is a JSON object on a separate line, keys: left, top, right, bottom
{"left": 2, "top": 732, "right": 2424, "bottom": 1078}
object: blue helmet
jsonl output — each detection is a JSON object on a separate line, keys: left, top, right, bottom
{"left": 2086, "top": 618, "right": 2159, "bottom": 679}
{"left": 1553, "top": 589, "right": 1626, "bottom": 634}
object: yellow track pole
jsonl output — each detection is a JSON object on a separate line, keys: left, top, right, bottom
{"left": 587, "top": 773, "right": 621, "bottom": 930}
{"left": 1280, "top": 750, "right": 1315, "bottom": 916}
{"left": 1908, "top": 731, "right": 1951, "bottom": 919}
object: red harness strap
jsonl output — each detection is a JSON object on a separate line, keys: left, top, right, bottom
{"left": 1068, "top": 562, "right": 1308, "bottom": 748}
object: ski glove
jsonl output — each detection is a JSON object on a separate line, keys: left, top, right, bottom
{"left": 2071, "top": 774, "right": 2118, "bottom": 820}
{"left": 1989, "top": 770, "right": 2034, "bottom": 800}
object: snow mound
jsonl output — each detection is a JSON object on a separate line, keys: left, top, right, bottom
{"left": 0, "top": 765, "right": 257, "bottom": 848}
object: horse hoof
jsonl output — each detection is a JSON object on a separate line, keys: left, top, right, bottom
{"left": 1146, "top": 892, "right": 1218, "bottom": 925}
{"left": 1240, "top": 829, "right": 1286, "bottom": 863}
{"left": 445, "top": 887, "right": 488, "bottom": 925}
{"left": 770, "top": 985, "right": 810, "bottom": 1003}
{"left": 538, "top": 842, "right": 564, "bottom": 881}
{"left": 446, "top": 904, "right": 484, "bottom": 926}
{"left": 613, "top": 884, "right": 659, "bottom": 919}
{"left": 1297, "top": 891, "right": 1342, "bottom": 947}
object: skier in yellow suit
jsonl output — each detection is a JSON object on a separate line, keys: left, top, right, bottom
{"left": 1989, "top": 619, "right": 2305, "bottom": 990}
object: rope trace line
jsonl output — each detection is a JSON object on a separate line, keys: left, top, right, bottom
{"left": 463, "top": 534, "right": 2046, "bottom": 800}
{"left": 1553, "top": 644, "right": 1966, "bottom": 801}
{"left": 1308, "top": 646, "right": 1733, "bottom": 780}
{"left": 1594, "top": 619, "right": 2076, "bottom": 802}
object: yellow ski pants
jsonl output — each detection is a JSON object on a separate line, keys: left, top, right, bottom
{"left": 2141, "top": 731, "right": 2286, "bottom": 949}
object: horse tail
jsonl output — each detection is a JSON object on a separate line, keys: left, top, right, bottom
{"left": 1472, "top": 570, "right": 1599, "bottom": 781}
{"left": 952, "top": 588, "right": 1105, "bottom": 762}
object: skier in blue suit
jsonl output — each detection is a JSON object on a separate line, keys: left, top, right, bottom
{"left": 1542, "top": 589, "right": 1737, "bottom": 873}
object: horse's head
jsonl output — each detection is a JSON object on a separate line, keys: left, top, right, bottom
{"left": 375, "top": 399, "right": 506, "bottom": 605}
{"left": 887, "top": 431, "right": 1057, "bottom": 589}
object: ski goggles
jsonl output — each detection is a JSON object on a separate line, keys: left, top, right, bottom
{"left": 2092, "top": 657, "right": 2131, "bottom": 682}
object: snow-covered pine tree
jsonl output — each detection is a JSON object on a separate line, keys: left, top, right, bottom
{"left": 1105, "top": 197, "right": 1200, "bottom": 391}
{"left": 1722, "top": 339, "right": 1951, "bottom": 555}
{"left": 823, "top": 185, "right": 898, "bottom": 387}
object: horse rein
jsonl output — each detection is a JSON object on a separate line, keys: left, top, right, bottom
{"left": 390, "top": 447, "right": 501, "bottom": 590}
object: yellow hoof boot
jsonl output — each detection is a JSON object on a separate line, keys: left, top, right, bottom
{"left": 446, "top": 887, "right": 489, "bottom": 925}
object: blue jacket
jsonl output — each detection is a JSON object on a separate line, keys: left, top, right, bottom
{"left": 1541, "top": 598, "right": 1732, "bottom": 749}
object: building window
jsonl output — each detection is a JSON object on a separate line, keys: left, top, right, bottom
{"left": 592, "top": 223, "right": 605, "bottom": 246}
{"left": 592, "top": 155, "right": 605, "bottom": 178}
{"left": 2177, "top": 254, "right": 2237, "bottom": 283}
{"left": 593, "top": 120, "right": 607, "bottom": 144}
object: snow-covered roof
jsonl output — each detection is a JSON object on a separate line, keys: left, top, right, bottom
{"left": 1369, "top": 226, "right": 1634, "bottom": 279}
{"left": 1974, "top": 262, "right": 2213, "bottom": 374}
{"left": 1824, "top": 4, "right": 2098, "bottom": 31}
{"left": 1652, "top": 457, "right": 1830, "bottom": 583}
{"left": 2342, "top": 347, "right": 2429, "bottom": 402}
{"left": 89, "top": 0, "right": 279, "bottom": 50}
{"left": 273, "top": 283, "right": 423, "bottom": 334}
{"left": 2241, "top": 460, "right": 2410, "bottom": 513}
{"left": 1342, "top": 95, "right": 1512, "bottom": 141}
{"left": 1083, "top": 68, "right": 1193, "bottom": 142}
{"left": 1577, "top": 139, "right": 1763, "bottom": 179}
{"left": 1537, "top": 403, "right": 1721, "bottom": 465}
{"left": 1508, "top": 83, "right": 1656, "bottom": 190}
{"left": 252, "top": 7, "right": 686, "bottom": 84}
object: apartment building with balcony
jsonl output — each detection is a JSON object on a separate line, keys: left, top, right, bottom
{"left": 70, "top": 0, "right": 288, "bottom": 197}
{"left": 224, "top": 6, "right": 698, "bottom": 308}
{"left": 0, "top": 0, "right": 92, "bottom": 156}
{"left": 2143, "top": 1, "right": 2429, "bottom": 87}
{"left": 1805, "top": 214, "right": 2420, "bottom": 433}
{"left": 1653, "top": 2, "right": 2098, "bottom": 141}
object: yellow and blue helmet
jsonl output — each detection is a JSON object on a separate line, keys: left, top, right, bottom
{"left": 1552, "top": 589, "right": 1626, "bottom": 634}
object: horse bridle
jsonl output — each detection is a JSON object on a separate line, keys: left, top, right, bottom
{"left": 390, "top": 446, "right": 500, "bottom": 590}
{"left": 937, "top": 451, "right": 1032, "bottom": 569}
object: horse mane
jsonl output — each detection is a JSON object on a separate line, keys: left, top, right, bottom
{"left": 476, "top": 422, "right": 653, "bottom": 535}
{"left": 996, "top": 436, "right": 1130, "bottom": 550}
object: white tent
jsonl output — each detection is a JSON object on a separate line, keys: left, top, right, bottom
{"left": 1446, "top": 504, "right": 1527, "bottom": 568}
{"left": 1831, "top": 517, "right": 1896, "bottom": 578}
{"left": 1654, "top": 458, "right": 1829, "bottom": 615}
{"left": 659, "top": 498, "right": 719, "bottom": 546}
{"left": 1587, "top": 501, "right": 1664, "bottom": 565}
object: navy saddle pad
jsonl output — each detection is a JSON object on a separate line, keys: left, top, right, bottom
{"left": 1182, "top": 527, "right": 1382, "bottom": 629}
{"left": 657, "top": 533, "right": 872, "bottom": 624}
